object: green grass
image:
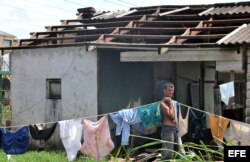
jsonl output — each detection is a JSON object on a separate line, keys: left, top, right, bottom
{"left": 0, "top": 150, "right": 101, "bottom": 162}
{"left": 0, "top": 140, "right": 225, "bottom": 162}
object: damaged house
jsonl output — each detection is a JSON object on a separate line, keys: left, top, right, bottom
{"left": 1, "top": 1, "right": 250, "bottom": 147}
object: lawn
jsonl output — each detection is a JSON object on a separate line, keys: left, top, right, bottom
{"left": 0, "top": 150, "right": 99, "bottom": 162}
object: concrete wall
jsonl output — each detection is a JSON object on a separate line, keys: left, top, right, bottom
{"left": 11, "top": 47, "right": 97, "bottom": 147}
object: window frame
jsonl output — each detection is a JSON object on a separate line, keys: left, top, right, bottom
{"left": 46, "top": 79, "right": 61, "bottom": 99}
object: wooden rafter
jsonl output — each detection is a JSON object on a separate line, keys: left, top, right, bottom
{"left": 160, "top": 17, "right": 213, "bottom": 53}
{"left": 118, "top": 26, "right": 237, "bottom": 34}
{"left": 103, "top": 34, "right": 225, "bottom": 41}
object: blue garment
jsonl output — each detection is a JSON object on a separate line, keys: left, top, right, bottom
{"left": 110, "top": 108, "right": 142, "bottom": 145}
{"left": 0, "top": 126, "right": 30, "bottom": 155}
{"left": 138, "top": 102, "right": 162, "bottom": 130}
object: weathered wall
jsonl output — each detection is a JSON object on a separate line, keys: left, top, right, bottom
{"left": 98, "top": 49, "right": 154, "bottom": 114}
{"left": 11, "top": 47, "right": 97, "bottom": 147}
{"left": 176, "top": 62, "right": 201, "bottom": 105}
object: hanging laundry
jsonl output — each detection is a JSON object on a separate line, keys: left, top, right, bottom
{"left": 0, "top": 126, "right": 29, "bottom": 155}
{"left": 178, "top": 105, "right": 190, "bottom": 137}
{"left": 188, "top": 109, "right": 206, "bottom": 141}
{"left": 224, "top": 120, "right": 250, "bottom": 146}
{"left": 110, "top": 108, "right": 142, "bottom": 145}
{"left": 29, "top": 123, "right": 57, "bottom": 142}
{"left": 138, "top": 102, "right": 162, "bottom": 134}
{"left": 209, "top": 114, "right": 230, "bottom": 143}
{"left": 81, "top": 116, "right": 114, "bottom": 161}
{"left": 59, "top": 119, "right": 82, "bottom": 162}
{"left": 219, "top": 81, "right": 234, "bottom": 105}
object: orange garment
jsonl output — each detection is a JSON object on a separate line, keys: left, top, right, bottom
{"left": 209, "top": 114, "right": 230, "bottom": 143}
{"left": 81, "top": 116, "right": 114, "bottom": 161}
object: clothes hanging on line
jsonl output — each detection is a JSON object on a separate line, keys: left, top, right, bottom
{"left": 188, "top": 109, "right": 207, "bottom": 140}
{"left": 81, "top": 115, "right": 114, "bottom": 161}
{"left": 138, "top": 102, "right": 162, "bottom": 134}
{"left": 224, "top": 120, "right": 250, "bottom": 146}
{"left": 209, "top": 114, "right": 230, "bottom": 143}
{"left": 0, "top": 126, "right": 30, "bottom": 155}
{"left": 110, "top": 108, "right": 142, "bottom": 145}
{"left": 29, "top": 123, "right": 57, "bottom": 142}
{"left": 59, "top": 119, "right": 82, "bottom": 162}
{"left": 219, "top": 81, "right": 234, "bottom": 105}
{"left": 178, "top": 105, "right": 190, "bottom": 137}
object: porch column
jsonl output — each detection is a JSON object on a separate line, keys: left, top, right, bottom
{"left": 246, "top": 48, "right": 250, "bottom": 124}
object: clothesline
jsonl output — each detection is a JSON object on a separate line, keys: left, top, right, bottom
{"left": 0, "top": 101, "right": 154, "bottom": 129}
{"left": 0, "top": 100, "right": 246, "bottom": 129}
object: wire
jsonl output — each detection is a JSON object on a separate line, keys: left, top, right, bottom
{"left": 103, "top": 0, "right": 130, "bottom": 8}
{"left": 0, "top": 100, "right": 158, "bottom": 128}
{"left": 0, "top": 2, "right": 65, "bottom": 18}
{"left": 118, "top": 0, "right": 138, "bottom": 7}
{"left": 64, "top": 0, "right": 90, "bottom": 7}
{"left": 0, "top": 17, "right": 47, "bottom": 28}
{"left": 25, "top": 0, "right": 75, "bottom": 13}
{"left": 64, "top": 0, "right": 102, "bottom": 11}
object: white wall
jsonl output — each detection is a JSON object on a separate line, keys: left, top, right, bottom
{"left": 11, "top": 47, "right": 98, "bottom": 126}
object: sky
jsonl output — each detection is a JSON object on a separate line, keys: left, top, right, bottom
{"left": 0, "top": 0, "right": 249, "bottom": 39}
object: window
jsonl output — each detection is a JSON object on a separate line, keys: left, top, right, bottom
{"left": 3, "top": 40, "right": 11, "bottom": 47}
{"left": 46, "top": 79, "right": 61, "bottom": 99}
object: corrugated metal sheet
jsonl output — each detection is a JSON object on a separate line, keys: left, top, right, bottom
{"left": 217, "top": 24, "right": 250, "bottom": 45}
{"left": 199, "top": 5, "right": 250, "bottom": 16}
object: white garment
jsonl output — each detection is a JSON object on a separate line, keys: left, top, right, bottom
{"left": 172, "top": 101, "right": 178, "bottom": 122}
{"left": 224, "top": 120, "right": 250, "bottom": 146}
{"left": 59, "top": 119, "right": 82, "bottom": 162}
{"left": 178, "top": 107, "right": 190, "bottom": 137}
{"left": 219, "top": 81, "right": 234, "bottom": 105}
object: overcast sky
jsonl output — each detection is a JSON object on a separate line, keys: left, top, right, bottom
{"left": 0, "top": 0, "right": 249, "bottom": 38}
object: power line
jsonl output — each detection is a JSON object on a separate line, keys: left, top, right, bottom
{"left": 0, "top": 2, "right": 65, "bottom": 19}
{"left": 25, "top": 0, "right": 76, "bottom": 13}
{"left": 118, "top": 0, "right": 138, "bottom": 7}
{"left": 103, "top": 0, "right": 131, "bottom": 8}
{"left": 64, "top": 0, "right": 102, "bottom": 11}
{"left": 0, "top": 17, "right": 49, "bottom": 28}
{"left": 64, "top": 0, "right": 90, "bottom": 7}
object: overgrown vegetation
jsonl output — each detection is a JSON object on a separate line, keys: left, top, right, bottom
{"left": 0, "top": 102, "right": 11, "bottom": 125}
{"left": 0, "top": 139, "right": 225, "bottom": 162}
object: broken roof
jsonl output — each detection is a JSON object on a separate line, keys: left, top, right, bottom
{"left": 1, "top": 1, "right": 250, "bottom": 50}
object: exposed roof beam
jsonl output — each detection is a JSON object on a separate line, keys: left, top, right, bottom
{"left": 118, "top": 26, "right": 238, "bottom": 33}
{"left": 89, "top": 42, "right": 219, "bottom": 48}
{"left": 134, "top": 18, "right": 250, "bottom": 25}
{"left": 45, "top": 20, "right": 131, "bottom": 30}
{"left": 103, "top": 34, "right": 225, "bottom": 41}
{"left": 30, "top": 27, "right": 116, "bottom": 37}
{"left": 19, "top": 34, "right": 101, "bottom": 46}
{"left": 161, "top": 18, "right": 213, "bottom": 53}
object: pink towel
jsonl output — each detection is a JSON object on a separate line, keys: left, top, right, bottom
{"left": 81, "top": 116, "right": 114, "bottom": 160}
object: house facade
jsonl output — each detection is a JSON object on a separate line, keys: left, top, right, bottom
{"left": 1, "top": 2, "right": 250, "bottom": 147}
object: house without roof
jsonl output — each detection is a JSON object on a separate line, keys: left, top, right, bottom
{"left": 1, "top": 1, "right": 250, "bottom": 147}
